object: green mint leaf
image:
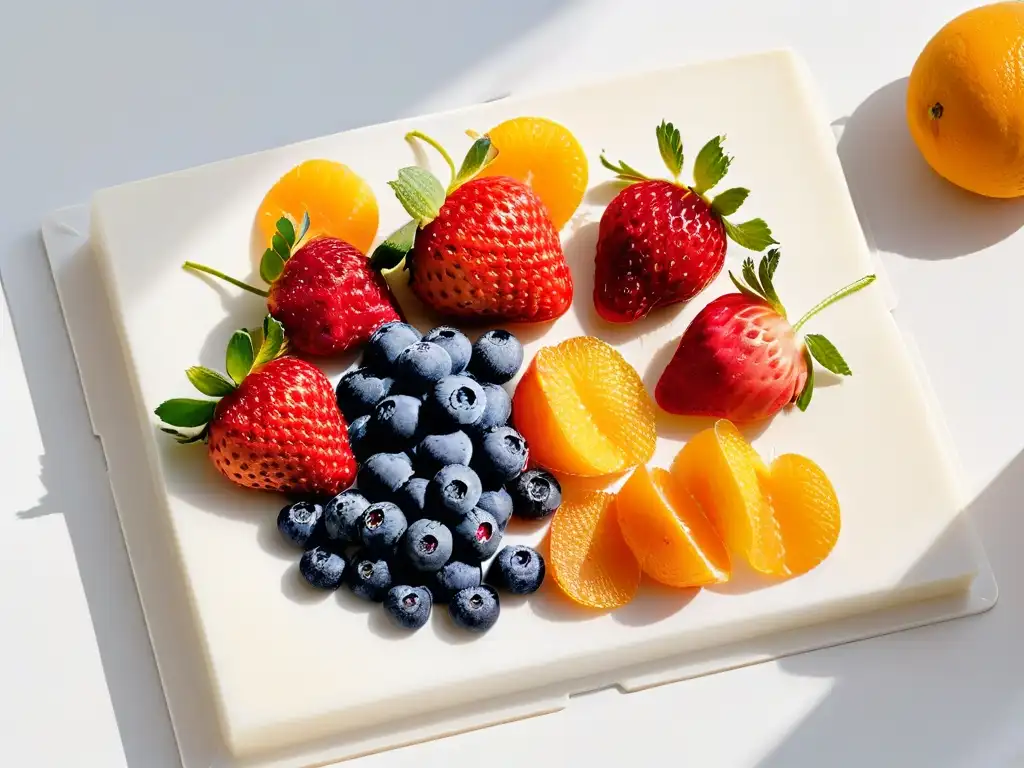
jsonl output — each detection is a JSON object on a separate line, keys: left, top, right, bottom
{"left": 253, "top": 315, "right": 286, "bottom": 368}
{"left": 741, "top": 257, "right": 767, "bottom": 298}
{"left": 453, "top": 136, "right": 498, "bottom": 189}
{"left": 370, "top": 220, "right": 418, "bottom": 271}
{"left": 723, "top": 218, "right": 777, "bottom": 252}
{"left": 711, "top": 187, "right": 749, "bottom": 218}
{"left": 599, "top": 153, "right": 650, "bottom": 183}
{"left": 276, "top": 217, "right": 296, "bottom": 248}
{"left": 729, "top": 271, "right": 767, "bottom": 303}
{"left": 296, "top": 212, "right": 311, "bottom": 245}
{"left": 765, "top": 247, "right": 781, "bottom": 280}
{"left": 260, "top": 248, "right": 285, "bottom": 283}
{"left": 757, "top": 250, "right": 783, "bottom": 311}
{"left": 795, "top": 348, "right": 815, "bottom": 411}
{"left": 692, "top": 135, "right": 732, "bottom": 194}
{"left": 804, "top": 334, "right": 852, "bottom": 376}
{"left": 655, "top": 121, "right": 684, "bottom": 179}
{"left": 388, "top": 167, "right": 446, "bottom": 227}
{"left": 272, "top": 232, "right": 290, "bottom": 262}
{"left": 185, "top": 366, "right": 236, "bottom": 397}
{"left": 225, "top": 330, "right": 255, "bottom": 384}
{"left": 155, "top": 398, "right": 216, "bottom": 428}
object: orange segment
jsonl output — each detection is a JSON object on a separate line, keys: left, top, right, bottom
{"left": 616, "top": 466, "right": 730, "bottom": 587}
{"left": 549, "top": 491, "right": 641, "bottom": 609}
{"left": 762, "top": 454, "right": 841, "bottom": 577}
{"left": 475, "top": 116, "right": 588, "bottom": 230}
{"left": 512, "top": 336, "right": 656, "bottom": 477}
{"left": 256, "top": 159, "right": 379, "bottom": 254}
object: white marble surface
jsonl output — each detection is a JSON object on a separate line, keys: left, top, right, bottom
{"left": 2, "top": 2, "right": 1023, "bottom": 766}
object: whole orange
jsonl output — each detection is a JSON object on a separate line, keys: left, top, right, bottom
{"left": 906, "top": 2, "right": 1024, "bottom": 198}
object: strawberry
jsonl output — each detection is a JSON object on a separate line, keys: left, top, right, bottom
{"left": 655, "top": 249, "right": 876, "bottom": 422}
{"left": 184, "top": 214, "right": 402, "bottom": 356}
{"left": 155, "top": 316, "right": 356, "bottom": 496}
{"left": 594, "top": 121, "right": 776, "bottom": 323}
{"left": 370, "top": 131, "right": 572, "bottom": 323}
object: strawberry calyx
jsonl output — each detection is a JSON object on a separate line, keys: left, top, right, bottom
{"left": 154, "top": 315, "right": 288, "bottom": 443}
{"left": 600, "top": 121, "right": 777, "bottom": 252}
{"left": 182, "top": 213, "right": 311, "bottom": 296}
{"left": 370, "top": 131, "right": 499, "bottom": 271}
{"left": 729, "top": 249, "right": 877, "bottom": 412}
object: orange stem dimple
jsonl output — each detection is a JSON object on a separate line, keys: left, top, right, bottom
{"left": 929, "top": 102, "right": 944, "bottom": 120}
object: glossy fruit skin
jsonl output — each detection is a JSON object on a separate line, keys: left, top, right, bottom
{"left": 452, "top": 507, "right": 502, "bottom": 563}
{"left": 323, "top": 490, "right": 370, "bottom": 542}
{"left": 469, "top": 330, "right": 524, "bottom": 384}
{"left": 429, "top": 375, "right": 486, "bottom": 430}
{"left": 394, "top": 477, "right": 430, "bottom": 521}
{"left": 414, "top": 431, "right": 473, "bottom": 475}
{"left": 346, "top": 550, "right": 393, "bottom": 601}
{"left": 402, "top": 518, "right": 454, "bottom": 573}
{"left": 384, "top": 585, "right": 433, "bottom": 630}
{"left": 508, "top": 469, "right": 562, "bottom": 520}
{"left": 489, "top": 545, "right": 545, "bottom": 594}
{"left": 267, "top": 237, "right": 401, "bottom": 356}
{"left": 366, "top": 322, "right": 422, "bottom": 372}
{"left": 371, "top": 395, "right": 422, "bottom": 450}
{"left": 359, "top": 501, "right": 408, "bottom": 555}
{"left": 473, "top": 426, "right": 528, "bottom": 486}
{"left": 655, "top": 293, "right": 807, "bottom": 422}
{"left": 409, "top": 176, "right": 573, "bottom": 322}
{"left": 277, "top": 501, "right": 324, "bottom": 548}
{"left": 449, "top": 585, "right": 500, "bottom": 631}
{"left": 477, "top": 488, "right": 513, "bottom": 529}
{"left": 594, "top": 180, "right": 726, "bottom": 323}
{"left": 466, "top": 383, "right": 511, "bottom": 437}
{"left": 431, "top": 561, "right": 482, "bottom": 603}
{"left": 428, "top": 464, "right": 483, "bottom": 523}
{"left": 357, "top": 452, "right": 415, "bottom": 502}
{"left": 394, "top": 342, "right": 453, "bottom": 392}
{"left": 299, "top": 546, "right": 346, "bottom": 590}
{"left": 336, "top": 368, "right": 394, "bottom": 421}
{"left": 423, "top": 327, "right": 472, "bottom": 374}
{"left": 207, "top": 357, "right": 356, "bottom": 497}
{"left": 347, "top": 415, "right": 375, "bottom": 462}
{"left": 907, "top": 2, "right": 1024, "bottom": 198}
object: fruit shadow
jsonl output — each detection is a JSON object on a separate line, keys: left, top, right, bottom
{"left": 611, "top": 579, "right": 698, "bottom": 627}
{"left": 704, "top": 561, "right": 777, "bottom": 596}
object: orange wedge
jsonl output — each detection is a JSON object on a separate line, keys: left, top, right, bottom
{"left": 256, "top": 159, "right": 379, "bottom": 254}
{"left": 474, "top": 116, "right": 588, "bottom": 230}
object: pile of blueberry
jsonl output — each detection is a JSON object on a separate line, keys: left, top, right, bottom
{"left": 276, "top": 321, "right": 563, "bottom": 632}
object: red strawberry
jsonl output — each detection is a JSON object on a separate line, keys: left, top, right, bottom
{"left": 594, "top": 121, "right": 776, "bottom": 323}
{"left": 655, "top": 249, "right": 876, "bottom": 422}
{"left": 371, "top": 131, "right": 572, "bottom": 323}
{"left": 184, "top": 214, "right": 401, "bottom": 356}
{"left": 155, "top": 317, "right": 356, "bottom": 496}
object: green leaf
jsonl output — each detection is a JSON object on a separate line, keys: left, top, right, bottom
{"left": 757, "top": 249, "right": 783, "bottom": 311}
{"left": 276, "top": 217, "right": 296, "bottom": 248}
{"left": 225, "top": 330, "right": 255, "bottom": 384}
{"left": 272, "top": 232, "right": 290, "bottom": 262}
{"left": 253, "top": 315, "right": 286, "bottom": 368}
{"left": 185, "top": 366, "right": 236, "bottom": 397}
{"left": 711, "top": 187, "right": 749, "bottom": 218}
{"left": 795, "top": 347, "right": 815, "bottom": 411}
{"left": 388, "top": 167, "right": 446, "bottom": 227}
{"left": 154, "top": 398, "right": 217, "bottom": 428}
{"left": 655, "top": 121, "right": 684, "bottom": 179}
{"left": 723, "top": 218, "right": 777, "bottom": 252}
{"left": 741, "top": 256, "right": 767, "bottom": 298}
{"left": 296, "top": 212, "right": 311, "bottom": 245}
{"left": 765, "top": 247, "right": 781, "bottom": 281}
{"left": 453, "top": 136, "right": 498, "bottom": 189}
{"left": 260, "top": 248, "right": 285, "bottom": 283}
{"left": 370, "top": 220, "right": 418, "bottom": 271}
{"left": 804, "top": 334, "right": 852, "bottom": 376}
{"left": 599, "top": 153, "right": 650, "bottom": 183}
{"left": 729, "top": 271, "right": 767, "bottom": 303}
{"left": 692, "top": 135, "right": 732, "bottom": 194}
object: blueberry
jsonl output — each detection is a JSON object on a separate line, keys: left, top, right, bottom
{"left": 347, "top": 414, "right": 376, "bottom": 462}
{"left": 323, "top": 489, "right": 370, "bottom": 542}
{"left": 449, "top": 585, "right": 500, "bottom": 631}
{"left": 429, "top": 375, "right": 486, "bottom": 430}
{"left": 489, "top": 545, "right": 545, "bottom": 594}
{"left": 394, "top": 341, "right": 453, "bottom": 392}
{"left": 508, "top": 469, "right": 562, "bottom": 519}
{"left": 453, "top": 507, "right": 502, "bottom": 562}
{"left": 299, "top": 545, "right": 346, "bottom": 590}
{"left": 422, "top": 326, "right": 472, "bottom": 374}
{"left": 359, "top": 501, "right": 407, "bottom": 555}
{"left": 414, "top": 431, "right": 472, "bottom": 475}
{"left": 277, "top": 500, "right": 324, "bottom": 548}
{"left": 394, "top": 477, "right": 430, "bottom": 521}
{"left": 357, "top": 452, "right": 414, "bottom": 502}
{"left": 432, "top": 561, "right": 482, "bottom": 603}
{"left": 477, "top": 487, "right": 513, "bottom": 529}
{"left": 402, "top": 518, "right": 454, "bottom": 573}
{"left": 474, "top": 426, "right": 529, "bottom": 486}
{"left": 336, "top": 368, "right": 394, "bottom": 420}
{"left": 469, "top": 330, "right": 523, "bottom": 384}
{"left": 384, "top": 585, "right": 433, "bottom": 630}
{"left": 371, "top": 395, "right": 422, "bottom": 449}
{"left": 428, "top": 464, "right": 482, "bottom": 523}
{"left": 466, "top": 383, "right": 512, "bottom": 437}
{"left": 366, "top": 322, "right": 422, "bottom": 372}
{"left": 346, "top": 550, "right": 393, "bottom": 601}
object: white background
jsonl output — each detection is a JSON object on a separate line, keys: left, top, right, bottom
{"left": 2, "top": 1, "right": 1023, "bottom": 766}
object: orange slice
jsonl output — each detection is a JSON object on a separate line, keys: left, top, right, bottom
{"left": 549, "top": 491, "right": 641, "bottom": 609}
{"left": 475, "top": 116, "right": 588, "bottom": 230}
{"left": 616, "top": 465, "right": 730, "bottom": 587}
{"left": 256, "top": 159, "right": 379, "bottom": 254}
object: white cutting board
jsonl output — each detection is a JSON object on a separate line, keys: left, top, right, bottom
{"left": 43, "top": 49, "right": 995, "bottom": 768}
